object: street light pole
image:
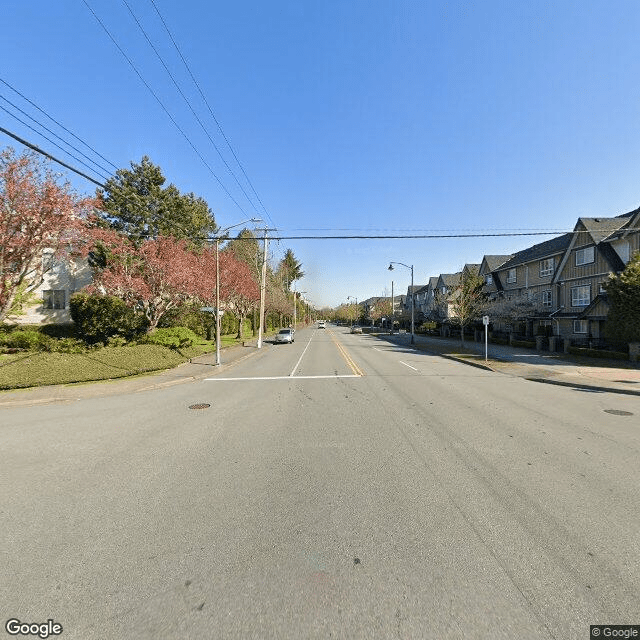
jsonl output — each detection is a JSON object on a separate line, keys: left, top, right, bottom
{"left": 388, "top": 262, "right": 414, "bottom": 344}
{"left": 213, "top": 218, "right": 262, "bottom": 366}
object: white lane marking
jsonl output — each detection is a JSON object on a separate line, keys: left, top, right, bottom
{"left": 290, "top": 331, "right": 315, "bottom": 377}
{"left": 399, "top": 361, "right": 419, "bottom": 371}
{"left": 205, "top": 375, "right": 361, "bottom": 381}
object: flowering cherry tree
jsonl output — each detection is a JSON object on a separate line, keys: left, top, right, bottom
{"left": 0, "top": 148, "right": 96, "bottom": 321}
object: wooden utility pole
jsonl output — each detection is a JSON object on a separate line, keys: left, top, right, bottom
{"left": 257, "top": 229, "right": 275, "bottom": 348}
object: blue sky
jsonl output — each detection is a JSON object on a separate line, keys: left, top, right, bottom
{"left": 4, "top": 1, "right": 640, "bottom": 308}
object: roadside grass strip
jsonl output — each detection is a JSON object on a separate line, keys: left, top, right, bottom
{"left": 0, "top": 344, "right": 208, "bottom": 390}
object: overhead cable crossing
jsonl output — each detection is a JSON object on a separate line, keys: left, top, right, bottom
{"left": 82, "top": 0, "right": 250, "bottom": 217}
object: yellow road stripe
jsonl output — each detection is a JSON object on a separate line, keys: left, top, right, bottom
{"left": 328, "top": 330, "right": 364, "bottom": 376}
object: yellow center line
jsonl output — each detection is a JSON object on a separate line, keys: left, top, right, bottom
{"left": 328, "top": 329, "right": 364, "bottom": 376}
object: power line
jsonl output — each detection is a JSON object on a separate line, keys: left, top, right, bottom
{"left": 82, "top": 0, "right": 250, "bottom": 216}
{"left": 0, "top": 76, "right": 119, "bottom": 171}
{"left": 0, "top": 105, "right": 111, "bottom": 183}
{"left": 122, "top": 0, "right": 261, "bottom": 218}
{"left": 0, "top": 125, "right": 106, "bottom": 188}
{"left": 0, "top": 92, "right": 113, "bottom": 179}
{"left": 148, "top": 0, "right": 277, "bottom": 229}
{"left": 210, "top": 231, "right": 577, "bottom": 240}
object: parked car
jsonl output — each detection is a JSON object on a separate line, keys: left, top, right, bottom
{"left": 275, "top": 328, "right": 295, "bottom": 344}
{"left": 350, "top": 326, "right": 363, "bottom": 334}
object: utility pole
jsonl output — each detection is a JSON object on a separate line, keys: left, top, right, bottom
{"left": 390, "top": 280, "right": 394, "bottom": 334}
{"left": 257, "top": 228, "right": 276, "bottom": 349}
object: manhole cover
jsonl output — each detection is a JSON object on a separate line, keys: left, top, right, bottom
{"left": 604, "top": 409, "right": 634, "bottom": 416}
{"left": 189, "top": 403, "right": 211, "bottom": 410}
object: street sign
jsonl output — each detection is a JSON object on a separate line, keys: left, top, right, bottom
{"left": 483, "top": 315, "right": 490, "bottom": 325}
{"left": 200, "top": 307, "right": 224, "bottom": 316}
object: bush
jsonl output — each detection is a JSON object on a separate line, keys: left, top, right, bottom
{"left": 70, "top": 293, "right": 148, "bottom": 344}
{"left": 568, "top": 346, "right": 628, "bottom": 360}
{"left": 140, "top": 327, "right": 199, "bottom": 349}
{"left": 0, "top": 329, "right": 52, "bottom": 351}
{"left": 511, "top": 339, "right": 535, "bottom": 348}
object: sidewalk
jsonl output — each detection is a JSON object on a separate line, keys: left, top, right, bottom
{"left": 0, "top": 339, "right": 268, "bottom": 408}
{"left": 379, "top": 332, "right": 640, "bottom": 397}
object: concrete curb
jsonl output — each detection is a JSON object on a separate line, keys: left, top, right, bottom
{"left": 524, "top": 377, "right": 640, "bottom": 397}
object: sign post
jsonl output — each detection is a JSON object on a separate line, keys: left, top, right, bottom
{"left": 483, "top": 315, "right": 489, "bottom": 361}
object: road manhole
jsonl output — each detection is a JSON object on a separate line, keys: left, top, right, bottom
{"left": 604, "top": 409, "right": 634, "bottom": 416}
{"left": 189, "top": 403, "right": 211, "bottom": 410}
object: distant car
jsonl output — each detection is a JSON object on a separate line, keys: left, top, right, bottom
{"left": 350, "top": 325, "right": 363, "bottom": 334}
{"left": 275, "top": 328, "right": 295, "bottom": 344}
{"left": 318, "top": 320, "right": 326, "bottom": 329}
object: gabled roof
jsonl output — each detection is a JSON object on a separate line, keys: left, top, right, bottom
{"left": 463, "top": 263, "right": 481, "bottom": 276}
{"left": 428, "top": 276, "right": 439, "bottom": 290}
{"left": 437, "top": 272, "right": 462, "bottom": 288}
{"left": 480, "top": 255, "right": 513, "bottom": 272}
{"left": 578, "top": 217, "right": 629, "bottom": 244}
{"left": 598, "top": 242, "right": 626, "bottom": 272}
{"left": 498, "top": 234, "right": 572, "bottom": 269}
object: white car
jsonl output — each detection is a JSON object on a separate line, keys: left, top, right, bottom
{"left": 318, "top": 320, "right": 326, "bottom": 329}
{"left": 275, "top": 328, "right": 295, "bottom": 344}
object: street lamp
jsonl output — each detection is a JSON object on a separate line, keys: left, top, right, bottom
{"left": 347, "top": 296, "right": 358, "bottom": 327}
{"left": 213, "top": 218, "right": 262, "bottom": 365}
{"left": 388, "top": 262, "right": 414, "bottom": 344}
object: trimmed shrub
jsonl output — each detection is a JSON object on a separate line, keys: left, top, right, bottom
{"left": 568, "top": 346, "right": 628, "bottom": 360}
{"left": 70, "top": 293, "right": 148, "bottom": 344}
{"left": 141, "top": 327, "right": 199, "bottom": 349}
{"left": 511, "top": 339, "right": 536, "bottom": 348}
{"left": 0, "top": 329, "right": 52, "bottom": 351}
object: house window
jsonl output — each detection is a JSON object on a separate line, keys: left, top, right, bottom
{"left": 542, "top": 290, "right": 552, "bottom": 307}
{"left": 540, "top": 258, "right": 554, "bottom": 277}
{"left": 571, "top": 285, "right": 590, "bottom": 307}
{"left": 573, "top": 320, "right": 588, "bottom": 334}
{"left": 575, "top": 246, "right": 595, "bottom": 266}
{"left": 485, "top": 274, "right": 493, "bottom": 285}
{"left": 506, "top": 268, "right": 516, "bottom": 283}
{"left": 598, "top": 282, "right": 607, "bottom": 294}
{"left": 43, "top": 290, "right": 65, "bottom": 310}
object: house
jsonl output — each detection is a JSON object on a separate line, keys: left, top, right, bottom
{"left": 433, "top": 272, "right": 462, "bottom": 328}
{"left": 7, "top": 250, "right": 93, "bottom": 325}
{"left": 478, "top": 255, "right": 513, "bottom": 299}
{"left": 550, "top": 208, "right": 640, "bottom": 344}
{"left": 488, "top": 234, "right": 573, "bottom": 336}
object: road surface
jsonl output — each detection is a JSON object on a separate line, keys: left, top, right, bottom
{"left": 2, "top": 325, "right": 639, "bottom": 639}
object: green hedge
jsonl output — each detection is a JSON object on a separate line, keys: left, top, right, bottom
{"left": 568, "top": 346, "right": 629, "bottom": 360}
{"left": 140, "top": 326, "right": 199, "bottom": 349}
{"left": 511, "top": 339, "right": 535, "bottom": 348}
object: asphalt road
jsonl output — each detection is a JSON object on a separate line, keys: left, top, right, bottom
{"left": 2, "top": 325, "right": 640, "bottom": 639}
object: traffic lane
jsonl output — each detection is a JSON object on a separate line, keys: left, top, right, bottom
{"left": 291, "top": 328, "right": 362, "bottom": 377}
{"left": 352, "top": 342, "right": 640, "bottom": 636}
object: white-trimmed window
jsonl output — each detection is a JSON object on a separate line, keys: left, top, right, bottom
{"left": 485, "top": 274, "right": 493, "bottom": 285}
{"left": 598, "top": 282, "right": 607, "bottom": 294}
{"left": 575, "top": 246, "right": 595, "bottom": 266}
{"left": 540, "top": 258, "right": 554, "bottom": 277}
{"left": 43, "top": 290, "right": 66, "bottom": 309}
{"left": 506, "top": 268, "right": 516, "bottom": 283}
{"left": 542, "top": 290, "right": 552, "bottom": 307}
{"left": 571, "top": 285, "right": 590, "bottom": 307}
{"left": 573, "top": 320, "right": 588, "bottom": 334}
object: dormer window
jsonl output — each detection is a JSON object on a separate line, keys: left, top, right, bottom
{"left": 506, "top": 268, "right": 516, "bottom": 283}
{"left": 485, "top": 274, "right": 493, "bottom": 285}
{"left": 540, "top": 258, "right": 554, "bottom": 277}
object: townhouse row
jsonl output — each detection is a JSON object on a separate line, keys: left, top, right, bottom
{"left": 390, "top": 207, "right": 640, "bottom": 345}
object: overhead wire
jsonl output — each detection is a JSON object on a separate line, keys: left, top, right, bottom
{"left": 0, "top": 93, "right": 113, "bottom": 180}
{"left": 0, "top": 125, "right": 106, "bottom": 188}
{"left": 148, "top": 0, "right": 276, "bottom": 230}
{"left": 121, "top": 0, "right": 261, "bottom": 218}
{"left": 0, "top": 104, "right": 111, "bottom": 183}
{"left": 82, "top": 0, "right": 250, "bottom": 217}
{"left": 0, "top": 76, "right": 119, "bottom": 172}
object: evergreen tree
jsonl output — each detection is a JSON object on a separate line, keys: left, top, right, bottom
{"left": 98, "top": 156, "right": 216, "bottom": 245}
{"left": 604, "top": 252, "right": 640, "bottom": 345}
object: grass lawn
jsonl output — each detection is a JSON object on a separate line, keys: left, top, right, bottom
{"left": 0, "top": 329, "right": 279, "bottom": 390}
